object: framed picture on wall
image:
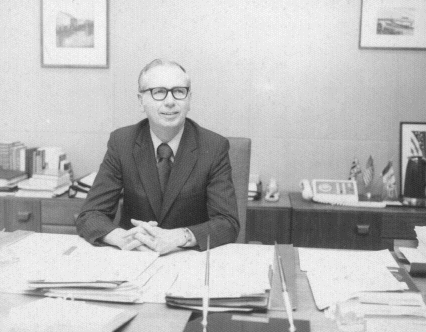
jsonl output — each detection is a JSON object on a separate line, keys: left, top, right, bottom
{"left": 360, "top": 0, "right": 426, "bottom": 49}
{"left": 399, "top": 122, "right": 426, "bottom": 197}
{"left": 41, "top": 0, "right": 109, "bottom": 68}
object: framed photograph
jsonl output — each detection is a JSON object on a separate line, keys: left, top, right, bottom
{"left": 400, "top": 122, "right": 426, "bottom": 196}
{"left": 360, "top": 0, "right": 426, "bottom": 49}
{"left": 41, "top": 0, "right": 109, "bottom": 68}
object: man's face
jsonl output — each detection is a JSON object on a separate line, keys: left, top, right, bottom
{"left": 139, "top": 65, "right": 191, "bottom": 133}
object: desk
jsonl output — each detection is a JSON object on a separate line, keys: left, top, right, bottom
{"left": 0, "top": 241, "right": 425, "bottom": 331}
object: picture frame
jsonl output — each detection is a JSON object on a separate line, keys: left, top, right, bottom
{"left": 399, "top": 122, "right": 426, "bottom": 196}
{"left": 41, "top": 0, "right": 109, "bottom": 68}
{"left": 360, "top": 0, "right": 426, "bottom": 49}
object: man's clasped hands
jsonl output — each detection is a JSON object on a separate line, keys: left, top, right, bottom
{"left": 114, "top": 219, "right": 187, "bottom": 255}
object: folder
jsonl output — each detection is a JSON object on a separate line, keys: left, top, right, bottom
{"left": 183, "top": 312, "right": 310, "bottom": 332}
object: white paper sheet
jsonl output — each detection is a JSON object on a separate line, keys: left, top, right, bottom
{"left": 298, "top": 248, "right": 399, "bottom": 272}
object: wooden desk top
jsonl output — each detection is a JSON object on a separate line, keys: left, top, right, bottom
{"left": 0, "top": 245, "right": 425, "bottom": 332}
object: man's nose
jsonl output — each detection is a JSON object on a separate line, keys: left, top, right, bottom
{"left": 164, "top": 91, "right": 176, "bottom": 106}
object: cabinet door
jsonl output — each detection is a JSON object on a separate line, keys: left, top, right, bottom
{"left": 41, "top": 198, "right": 122, "bottom": 234}
{"left": 292, "top": 210, "right": 382, "bottom": 250}
{"left": 381, "top": 213, "right": 426, "bottom": 240}
{"left": 5, "top": 198, "right": 41, "bottom": 232}
{"left": 246, "top": 208, "right": 291, "bottom": 244}
{"left": 41, "top": 199, "right": 85, "bottom": 234}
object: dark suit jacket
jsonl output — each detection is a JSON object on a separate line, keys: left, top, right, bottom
{"left": 76, "top": 118, "right": 239, "bottom": 250}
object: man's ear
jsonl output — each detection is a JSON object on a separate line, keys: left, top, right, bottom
{"left": 137, "top": 94, "right": 145, "bottom": 111}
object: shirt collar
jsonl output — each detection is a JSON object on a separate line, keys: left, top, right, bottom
{"left": 150, "top": 125, "right": 185, "bottom": 160}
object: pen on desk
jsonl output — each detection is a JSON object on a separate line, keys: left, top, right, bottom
{"left": 275, "top": 243, "right": 296, "bottom": 332}
{"left": 201, "top": 235, "right": 210, "bottom": 332}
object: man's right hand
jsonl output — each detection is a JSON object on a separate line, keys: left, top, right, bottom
{"left": 102, "top": 220, "right": 158, "bottom": 251}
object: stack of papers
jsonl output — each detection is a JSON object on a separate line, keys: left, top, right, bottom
{"left": 298, "top": 248, "right": 426, "bottom": 315}
{"left": 398, "top": 226, "right": 426, "bottom": 274}
{"left": 0, "top": 233, "right": 158, "bottom": 303}
{"left": 165, "top": 244, "right": 274, "bottom": 311}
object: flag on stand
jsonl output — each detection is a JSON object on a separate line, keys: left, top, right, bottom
{"left": 381, "top": 161, "right": 397, "bottom": 199}
{"left": 410, "top": 131, "right": 423, "bottom": 156}
{"left": 363, "top": 156, "right": 374, "bottom": 187}
{"left": 410, "top": 131, "right": 425, "bottom": 157}
{"left": 348, "top": 158, "right": 361, "bottom": 180}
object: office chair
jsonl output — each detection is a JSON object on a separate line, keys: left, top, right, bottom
{"left": 227, "top": 137, "right": 251, "bottom": 243}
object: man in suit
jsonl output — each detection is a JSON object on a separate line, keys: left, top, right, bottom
{"left": 76, "top": 59, "right": 239, "bottom": 255}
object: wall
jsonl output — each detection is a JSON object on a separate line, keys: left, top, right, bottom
{"left": 1, "top": 0, "right": 425, "bottom": 194}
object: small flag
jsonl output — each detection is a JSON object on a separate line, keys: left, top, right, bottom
{"left": 381, "top": 161, "right": 397, "bottom": 199}
{"left": 348, "top": 158, "right": 361, "bottom": 180}
{"left": 410, "top": 131, "right": 423, "bottom": 157}
{"left": 363, "top": 156, "right": 374, "bottom": 187}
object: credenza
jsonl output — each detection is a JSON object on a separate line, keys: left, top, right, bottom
{"left": 2, "top": 193, "right": 426, "bottom": 250}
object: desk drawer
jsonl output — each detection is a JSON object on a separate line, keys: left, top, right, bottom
{"left": 292, "top": 210, "right": 382, "bottom": 249}
{"left": 381, "top": 214, "right": 426, "bottom": 239}
{"left": 41, "top": 199, "right": 84, "bottom": 226}
{"left": 5, "top": 199, "right": 41, "bottom": 232}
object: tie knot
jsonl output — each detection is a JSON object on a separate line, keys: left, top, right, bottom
{"left": 157, "top": 143, "right": 173, "bottom": 160}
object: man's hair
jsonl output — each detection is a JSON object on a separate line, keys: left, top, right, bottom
{"left": 138, "top": 59, "right": 191, "bottom": 91}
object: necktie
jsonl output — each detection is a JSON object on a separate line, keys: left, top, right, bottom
{"left": 157, "top": 143, "right": 173, "bottom": 194}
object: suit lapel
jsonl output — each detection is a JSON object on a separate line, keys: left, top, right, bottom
{"left": 159, "top": 123, "right": 198, "bottom": 223}
{"left": 133, "top": 121, "right": 162, "bottom": 221}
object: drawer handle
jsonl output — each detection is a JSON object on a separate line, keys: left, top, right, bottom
{"left": 17, "top": 212, "right": 32, "bottom": 222}
{"left": 356, "top": 224, "right": 370, "bottom": 235}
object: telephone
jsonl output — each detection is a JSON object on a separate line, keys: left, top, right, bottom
{"left": 299, "top": 179, "right": 359, "bottom": 204}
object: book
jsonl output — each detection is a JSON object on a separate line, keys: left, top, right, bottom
{"left": 38, "top": 147, "right": 66, "bottom": 170}
{"left": 0, "top": 168, "right": 28, "bottom": 187}
{"left": 25, "top": 147, "right": 38, "bottom": 177}
{"left": 16, "top": 182, "right": 71, "bottom": 198}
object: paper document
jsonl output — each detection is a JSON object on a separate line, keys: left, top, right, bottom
{"left": 298, "top": 248, "right": 399, "bottom": 272}
{"left": 366, "top": 317, "right": 426, "bottom": 332}
{"left": 298, "top": 248, "right": 406, "bottom": 310}
{"left": 4, "top": 297, "right": 137, "bottom": 332}
{"left": 399, "top": 247, "right": 426, "bottom": 264}
{"left": 0, "top": 233, "right": 158, "bottom": 297}
{"left": 167, "top": 243, "right": 273, "bottom": 298}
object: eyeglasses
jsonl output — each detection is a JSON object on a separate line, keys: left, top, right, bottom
{"left": 139, "top": 87, "right": 190, "bottom": 101}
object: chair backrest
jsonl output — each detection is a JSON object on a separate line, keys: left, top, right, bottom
{"left": 227, "top": 137, "right": 251, "bottom": 243}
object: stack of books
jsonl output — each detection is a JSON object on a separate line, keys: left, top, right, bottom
{"left": 0, "top": 141, "right": 26, "bottom": 172}
{"left": 16, "top": 169, "right": 71, "bottom": 198}
{"left": 0, "top": 168, "right": 28, "bottom": 196}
